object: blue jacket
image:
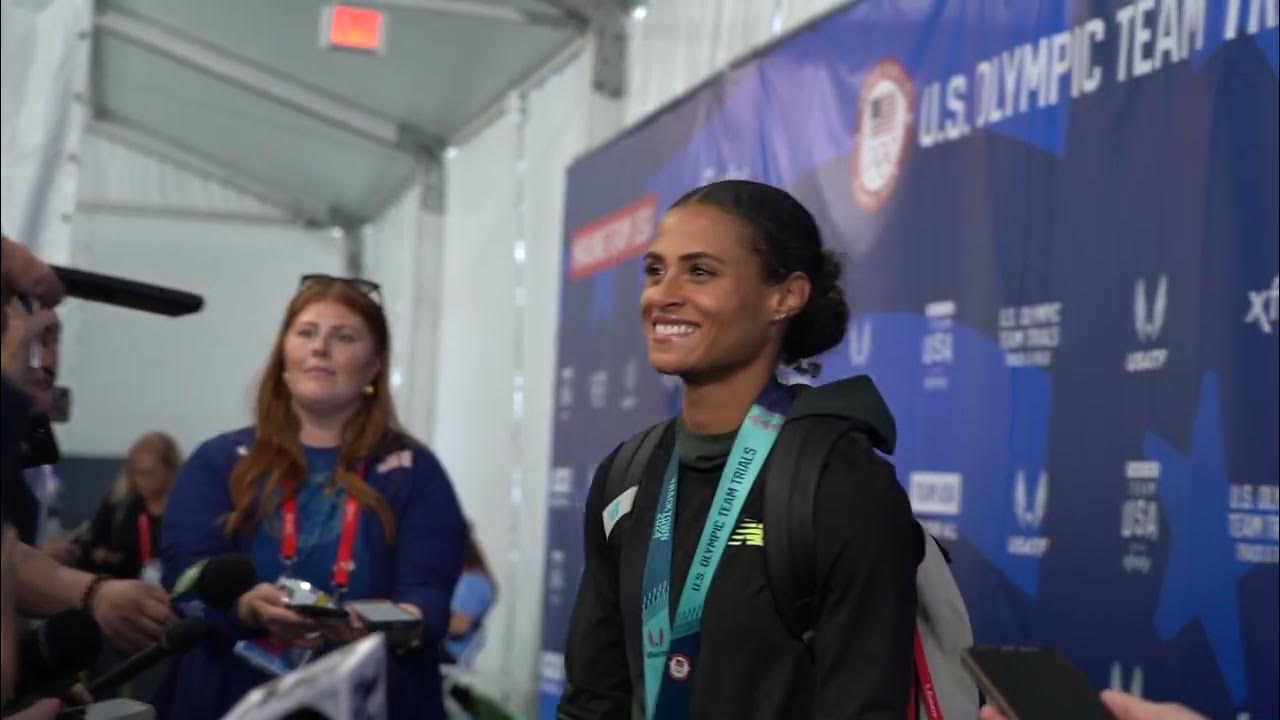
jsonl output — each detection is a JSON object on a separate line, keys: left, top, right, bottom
{"left": 156, "top": 428, "right": 466, "bottom": 720}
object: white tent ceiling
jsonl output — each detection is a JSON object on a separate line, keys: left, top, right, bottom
{"left": 90, "top": 0, "right": 604, "bottom": 226}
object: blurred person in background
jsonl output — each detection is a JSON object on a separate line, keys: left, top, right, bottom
{"left": 441, "top": 527, "right": 498, "bottom": 718}
{"left": 442, "top": 525, "right": 497, "bottom": 665}
{"left": 157, "top": 274, "right": 467, "bottom": 720}
{"left": 71, "top": 432, "right": 182, "bottom": 582}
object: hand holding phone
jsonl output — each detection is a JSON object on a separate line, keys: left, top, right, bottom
{"left": 345, "top": 599, "right": 420, "bottom": 631}
{"left": 963, "top": 646, "right": 1115, "bottom": 720}
{"left": 276, "top": 577, "right": 346, "bottom": 618}
{"left": 345, "top": 600, "right": 422, "bottom": 650}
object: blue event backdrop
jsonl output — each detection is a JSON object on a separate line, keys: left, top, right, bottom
{"left": 537, "top": 1, "right": 1279, "bottom": 718}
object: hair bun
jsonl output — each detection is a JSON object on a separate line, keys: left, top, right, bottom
{"left": 781, "top": 249, "right": 849, "bottom": 364}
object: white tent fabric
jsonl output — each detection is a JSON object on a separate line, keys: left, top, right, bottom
{"left": 429, "top": 47, "right": 617, "bottom": 712}
{"left": 0, "top": 0, "right": 91, "bottom": 262}
{"left": 77, "top": 127, "right": 291, "bottom": 223}
{"left": 363, "top": 182, "right": 447, "bottom": 446}
{"left": 61, "top": 132, "right": 346, "bottom": 457}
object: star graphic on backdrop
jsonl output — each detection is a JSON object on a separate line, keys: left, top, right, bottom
{"left": 1145, "top": 373, "right": 1249, "bottom": 705}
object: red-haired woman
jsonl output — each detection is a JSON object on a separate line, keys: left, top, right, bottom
{"left": 156, "top": 275, "right": 466, "bottom": 720}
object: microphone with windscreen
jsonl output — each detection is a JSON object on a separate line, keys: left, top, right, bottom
{"left": 171, "top": 553, "right": 258, "bottom": 620}
{"left": 5, "top": 609, "right": 102, "bottom": 711}
{"left": 85, "top": 617, "right": 208, "bottom": 697}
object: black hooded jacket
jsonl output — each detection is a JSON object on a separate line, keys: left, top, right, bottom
{"left": 559, "top": 376, "right": 923, "bottom": 719}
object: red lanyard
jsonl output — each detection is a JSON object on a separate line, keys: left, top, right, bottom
{"left": 280, "top": 467, "right": 363, "bottom": 592}
{"left": 911, "top": 629, "right": 944, "bottom": 720}
{"left": 137, "top": 513, "right": 152, "bottom": 564}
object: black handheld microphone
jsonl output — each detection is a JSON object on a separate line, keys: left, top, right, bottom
{"left": 85, "top": 617, "right": 208, "bottom": 696}
{"left": 171, "top": 553, "right": 258, "bottom": 620}
{"left": 6, "top": 610, "right": 102, "bottom": 710}
{"left": 50, "top": 265, "right": 204, "bottom": 316}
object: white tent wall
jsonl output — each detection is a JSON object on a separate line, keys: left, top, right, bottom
{"left": 362, "top": 182, "right": 447, "bottom": 446}
{"left": 0, "top": 0, "right": 92, "bottom": 265}
{"left": 58, "top": 132, "right": 344, "bottom": 457}
{"left": 429, "top": 50, "right": 608, "bottom": 713}
{"left": 433, "top": 107, "right": 522, "bottom": 701}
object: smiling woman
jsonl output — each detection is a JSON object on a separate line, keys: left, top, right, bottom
{"left": 640, "top": 180, "right": 849, "bottom": 430}
{"left": 560, "top": 180, "right": 922, "bottom": 720}
{"left": 155, "top": 275, "right": 467, "bottom": 720}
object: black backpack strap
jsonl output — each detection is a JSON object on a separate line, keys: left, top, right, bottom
{"left": 604, "top": 418, "right": 675, "bottom": 514}
{"left": 764, "top": 416, "right": 857, "bottom": 642}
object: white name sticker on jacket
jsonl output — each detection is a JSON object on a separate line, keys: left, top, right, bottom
{"left": 602, "top": 487, "right": 638, "bottom": 540}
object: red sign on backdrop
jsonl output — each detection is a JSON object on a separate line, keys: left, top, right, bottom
{"left": 324, "top": 5, "right": 384, "bottom": 53}
{"left": 568, "top": 196, "right": 659, "bottom": 280}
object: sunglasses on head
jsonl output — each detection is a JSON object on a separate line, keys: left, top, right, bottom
{"left": 298, "top": 274, "right": 382, "bottom": 304}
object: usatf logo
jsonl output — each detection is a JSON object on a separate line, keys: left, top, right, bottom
{"left": 1109, "top": 662, "right": 1144, "bottom": 697}
{"left": 620, "top": 358, "right": 639, "bottom": 411}
{"left": 1244, "top": 275, "right": 1279, "bottom": 334}
{"left": 1008, "top": 469, "right": 1050, "bottom": 558}
{"left": 848, "top": 318, "right": 872, "bottom": 367}
{"left": 1134, "top": 275, "right": 1169, "bottom": 342}
{"left": 852, "top": 59, "right": 914, "bottom": 212}
{"left": 728, "top": 518, "right": 765, "bottom": 547}
{"left": 646, "top": 628, "right": 665, "bottom": 648}
{"left": 1126, "top": 275, "right": 1170, "bottom": 373}
{"left": 1013, "top": 469, "right": 1049, "bottom": 531}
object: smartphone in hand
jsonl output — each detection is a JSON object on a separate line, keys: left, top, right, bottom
{"left": 963, "top": 646, "right": 1115, "bottom": 720}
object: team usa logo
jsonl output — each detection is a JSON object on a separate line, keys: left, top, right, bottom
{"left": 852, "top": 59, "right": 915, "bottom": 212}
{"left": 667, "top": 653, "right": 692, "bottom": 682}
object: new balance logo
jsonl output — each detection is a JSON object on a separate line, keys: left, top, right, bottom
{"left": 728, "top": 518, "right": 764, "bottom": 547}
{"left": 1134, "top": 275, "right": 1169, "bottom": 342}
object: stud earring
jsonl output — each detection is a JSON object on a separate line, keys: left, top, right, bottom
{"left": 363, "top": 384, "right": 375, "bottom": 396}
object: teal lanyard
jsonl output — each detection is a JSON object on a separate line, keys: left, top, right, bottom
{"left": 640, "top": 384, "right": 791, "bottom": 718}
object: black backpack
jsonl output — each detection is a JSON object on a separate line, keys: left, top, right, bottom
{"left": 602, "top": 411, "right": 978, "bottom": 719}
